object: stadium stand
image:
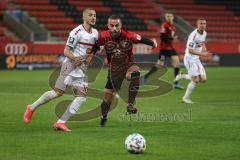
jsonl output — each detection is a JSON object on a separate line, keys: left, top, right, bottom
{"left": 11, "top": 0, "right": 161, "bottom": 41}
{"left": 154, "top": 0, "right": 240, "bottom": 41}
{"left": 2, "top": 0, "right": 240, "bottom": 42}
{"left": 0, "top": 0, "right": 19, "bottom": 42}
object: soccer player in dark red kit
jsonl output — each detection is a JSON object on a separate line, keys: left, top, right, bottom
{"left": 142, "top": 12, "right": 183, "bottom": 89}
{"left": 98, "top": 15, "right": 157, "bottom": 127}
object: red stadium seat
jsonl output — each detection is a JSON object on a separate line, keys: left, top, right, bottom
{"left": 154, "top": 0, "right": 240, "bottom": 41}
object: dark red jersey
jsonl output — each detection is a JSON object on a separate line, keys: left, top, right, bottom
{"left": 160, "top": 22, "right": 176, "bottom": 50}
{"left": 98, "top": 30, "right": 140, "bottom": 67}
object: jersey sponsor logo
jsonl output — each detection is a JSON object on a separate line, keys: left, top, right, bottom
{"left": 68, "top": 37, "right": 75, "bottom": 45}
{"left": 189, "top": 42, "right": 194, "bottom": 48}
{"left": 5, "top": 43, "right": 28, "bottom": 55}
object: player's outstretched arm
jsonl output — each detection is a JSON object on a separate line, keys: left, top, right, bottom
{"left": 138, "top": 37, "right": 157, "bottom": 48}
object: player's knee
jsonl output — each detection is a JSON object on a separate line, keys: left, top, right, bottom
{"left": 72, "top": 82, "right": 88, "bottom": 97}
{"left": 53, "top": 88, "right": 64, "bottom": 96}
{"left": 172, "top": 62, "right": 180, "bottom": 68}
{"left": 155, "top": 60, "right": 163, "bottom": 69}
{"left": 191, "top": 77, "right": 200, "bottom": 83}
{"left": 73, "top": 88, "right": 87, "bottom": 97}
{"left": 126, "top": 70, "right": 140, "bottom": 81}
{"left": 103, "top": 91, "right": 114, "bottom": 103}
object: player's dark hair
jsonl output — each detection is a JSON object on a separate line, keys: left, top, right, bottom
{"left": 165, "top": 12, "right": 173, "bottom": 15}
{"left": 108, "top": 15, "right": 122, "bottom": 21}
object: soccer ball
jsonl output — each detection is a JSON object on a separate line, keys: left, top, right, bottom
{"left": 125, "top": 133, "right": 146, "bottom": 154}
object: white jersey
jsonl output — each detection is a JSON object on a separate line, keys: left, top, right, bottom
{"left": 65, "top": 24, "right": 98, "bottom": 77}
{"left": 185, "top": 29, "right": 207, "bottom": 60}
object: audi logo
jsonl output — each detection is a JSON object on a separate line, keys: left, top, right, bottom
{"left": 5, "top": 43, "right": 28, "bottom": 55}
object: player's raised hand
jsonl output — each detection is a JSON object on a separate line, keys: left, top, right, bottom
{"left": 152, "top": 38, "right": 157, "bottom": 48}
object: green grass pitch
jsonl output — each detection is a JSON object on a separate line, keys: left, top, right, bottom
{"left": 0, "top": 67, "right": 239, "bottom": 160}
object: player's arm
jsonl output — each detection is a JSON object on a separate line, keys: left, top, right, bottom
{"left": 91, "top": 41, "right": 100, "bottom": 55}
{"left": 130, "top": 31, "right": 157, "bottom": 48}
{"left": 83, "top": 41, "right": 99, "bottom": 64}
{"left": 138, "top": 37, "right": 157, "bottom": 48}
{"left": 188, "top": 42, "right": 210, "bottom": 56}
{"left": 64, "top": 45, "right": 76, "bottom": 60}
{"left": 64, "top": 45, "right": 83, "bottom": 66}
{"left": 188, "top": 47, "right": 210, "bottom": 56}
{"left": 65, "top": 30, "right": 84, "bottom": 66}
{"left": 187, "top": 33, "right": 209, "bottom": 56}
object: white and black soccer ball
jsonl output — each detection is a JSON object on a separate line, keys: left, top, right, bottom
{"left": 125, "top": 133, "right": 146, "bottom": 154}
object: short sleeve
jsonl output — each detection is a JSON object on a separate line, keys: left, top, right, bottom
{"left": 187, "top": 32, "right": 196, "bottom": 49}
{"left": 66, "top": 29, "right": 80, "bottom": 48}
{"left": 128, "top": 31, "right": 141, "bottom": 43}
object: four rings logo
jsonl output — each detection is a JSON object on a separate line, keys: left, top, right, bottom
{"left": 5, "top": 43, "right": 28, "bottom": 55}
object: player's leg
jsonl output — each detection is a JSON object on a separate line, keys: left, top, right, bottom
{"left": 142, "top": 51, "right": 165, "bottom": 83}
{"left": 199, "top": 63, "right": 207, "bottom": 83}
{"left": 23, "top": 60, "right": 74, "bottom": 125}
{"left": 30, "top": 89, "right": 63, "bottom": 111}
{"left": 54, "top": 76, "right": 88, "bottom": 131}
{"left": 182, "top": 61, "right": 200, "bottom": 103}
{"left": 183, "top": 76, "right": 199, "bottom": 103}
{"left": 125, "top": 65, "right": 140, "bottom": 114}
{"left": 174, "top": 55, "right": 191, "bottom": 82}
{"left": 100, "top": 69, "right": 126, "bottom": 126}
{"left": 99, "top": 89, "right": 115, "bottom": 127}
{"left": 174, "top": 72, "right": 191, "bottom": 82}
{"left": 171, "top": 55, "right": 184, "bottom": 89}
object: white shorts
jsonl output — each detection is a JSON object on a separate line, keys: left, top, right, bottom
{"left": 64, "top": 75, "right": 88, "bottom": 95}
{"left": 184, "top": 56, "right": 206, "bottom": 78}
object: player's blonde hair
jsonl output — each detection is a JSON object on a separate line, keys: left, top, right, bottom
{"left": 82, "top": 8, "right": 95, "bottom": 17}
{"left": 197, "top": 17, "right": 206, "bottom": 22}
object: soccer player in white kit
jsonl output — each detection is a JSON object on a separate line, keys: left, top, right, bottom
{"left": 174, "top": 18, "right": 211, "bottom": 104}
{"left": 23, "top": 8, "right": 98, "bottom": 131}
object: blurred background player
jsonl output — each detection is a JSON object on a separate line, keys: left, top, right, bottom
{"left": 23, "top": 8, "right": 98, "bottom": 131}
{"left": 175, "top": 18, "right": 210, "bottom": 103}
{"left": 98, "top": 15, "right": 157, "bottom": 127}
{"left": 142, "top": 12, "right": 183, "bottom": 89}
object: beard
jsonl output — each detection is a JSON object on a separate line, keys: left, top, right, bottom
{"left": 110, "top": 31, "right": 120, "bottom": 38}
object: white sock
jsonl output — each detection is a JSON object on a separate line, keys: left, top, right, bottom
{"left": 183, "top": 81, "right": 196, "bottom": 99}
{"left": 182, "top": 74, "right": 191, "bottom": 80}
{"left": 31, "top": 90, "right": 59, "bottom": 111}
{"left": 57, "top": 96, "right": 86, "bottom": 123}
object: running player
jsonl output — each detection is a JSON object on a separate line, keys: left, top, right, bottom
{"left": 98, "top": 15, "right": 157, "bottom": 127}
{"left": 23, "top": 8, "right": 98, "bottom": 131}
{"left": 142, "top": 12, "right": 183, "bottom": 89}
{"left": 175, "top": 18, "right": 210, "bottom": 103}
